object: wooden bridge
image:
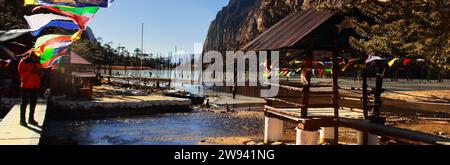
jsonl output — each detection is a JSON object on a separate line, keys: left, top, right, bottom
{"left": 103, "top": 75, "right": 172, "bottom": 88}
{"left": 0, "top": 100, "right": 47, "bottom": 145}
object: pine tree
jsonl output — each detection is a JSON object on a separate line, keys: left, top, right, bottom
{"left": 315, "top": 0, "right": 450, "bottom": 68}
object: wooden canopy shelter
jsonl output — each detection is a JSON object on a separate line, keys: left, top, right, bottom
{"left": 242, "top": 9, "right": 337, "bottom": 51}
{"left": 241, "top": 9, "right": 449, "bottom": 145}
{"left": 242, "top": 8, "right": 347, "bottom": 145}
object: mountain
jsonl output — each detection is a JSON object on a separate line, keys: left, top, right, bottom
{"left": 203, "top": 0, "right": 307, "bottom": 52}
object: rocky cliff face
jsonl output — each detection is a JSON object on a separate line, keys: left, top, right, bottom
{"left": 203, "top": 0, "right": 308, "bottom": 52}
{"left": 203, "top": 0, "right": 260, "bottom": 52}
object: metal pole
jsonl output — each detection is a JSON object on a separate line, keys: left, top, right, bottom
{"left": 140, "top": 23, "right": 144, "bottom": 81}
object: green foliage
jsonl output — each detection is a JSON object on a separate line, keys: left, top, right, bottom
{"left": 72, "top": 39, "right": 169, "bottom": 69}
{"left": 0, "top": 0, "right": 33, "bottom": 30}
{"left": 71, "top": 39, "right": 104, "bottom": 65}
{"left": 315, "top": 0, "right": 450, "bottom": 67}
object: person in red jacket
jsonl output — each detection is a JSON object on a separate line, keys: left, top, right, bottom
{"left": 18, "top": 53, "right": 42, "bottom": 126}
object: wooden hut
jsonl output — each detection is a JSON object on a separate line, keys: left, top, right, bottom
{"left": 50, "top": 51, "right": 96, "bottom": 100}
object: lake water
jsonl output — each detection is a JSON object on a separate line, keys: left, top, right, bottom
{"left": 43, "top": 110, "right": 264, "bottom": 145}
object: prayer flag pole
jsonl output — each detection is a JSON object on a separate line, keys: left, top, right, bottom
{"left": 140, "top": 23, "right": 144, "bottom": 82}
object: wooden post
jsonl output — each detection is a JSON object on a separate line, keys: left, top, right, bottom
{"left": 301, "top": 48, "right": 313, "bottom": 118}
{"left": 362, "top": 68, "right": 369, "bottom": 119}
{"left": 332, "top": 49, "right": 340, "bottom": 145}
{"left": 361, "top": 67, "right": 370, "bottom": 145}
{"left": 233, "top": 57, "right": 237, "bottom": 99}
{"left": 358, "top": 131, "right": 378, "bottom": 145}
{"left": 372, "top": 67, "right": 385, "bottom": 118}
{"left": 264, "top": 117, "right": 284, "bottom": 144}
{"left": 296, "top": 127, "right": 319, "bottom": 145}
{"left": 320, "top": 127, "right": 335, "bottom": 144}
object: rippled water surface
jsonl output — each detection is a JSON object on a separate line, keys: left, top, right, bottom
{"left": 44, "top": 110, "right": 264, "bottom": 145}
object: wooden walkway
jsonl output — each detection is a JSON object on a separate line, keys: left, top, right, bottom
{"left": 0, "top": 100, "right": 47, "bottom": 145}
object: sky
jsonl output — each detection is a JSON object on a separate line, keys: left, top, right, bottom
{"left": 89, "top": 0, "right": 229, "bottom": 56}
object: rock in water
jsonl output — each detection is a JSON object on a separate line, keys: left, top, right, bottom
{"left": 246, "top": 141, "right": 257, "bottom": 145}
{"left": 271, "top": 142, "right": 284, "bottom": 146}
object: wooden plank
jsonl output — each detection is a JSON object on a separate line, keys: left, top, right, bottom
{"left": 0, "top": 101, "right": 46, "bottom": 145}
{"left": 264, "top": 82, "right": 304, "bottom": 92}
{"left": 265, "top": 106, "right": 363, "bottom": 121}
{"left": 265, "top": 98, "right": 304, "bottom": 108}
{"left": 264, "top": 82, "right": 332, "bottom": 92}
{"left": 309, "top": 91, "right": 334, "bottom": 95}
{"left": 338, "top": 118, "right": 450, "bottom": 145}
{"left": 104, "top": 75, "right": 172, "bottom": 82}
{"left": 298, "top": 118, "right": 336, "bottom": 130}
{"left": 265, "top": 106, "right": 302, "bottom": 120}
{"left": 308, "top": 104, "right": 335, "bottom": 108}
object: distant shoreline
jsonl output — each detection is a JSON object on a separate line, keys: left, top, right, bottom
{"left": 101, "top": 65, "right": 153, "bottom": 70}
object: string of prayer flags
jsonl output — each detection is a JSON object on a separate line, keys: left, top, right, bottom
{"left": 23, "top": 0, "right": 108, "bottom": 69}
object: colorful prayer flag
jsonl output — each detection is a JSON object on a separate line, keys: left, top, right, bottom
{"left": 403, "top": 58, "right": 412, "bottom": 66}
{"left": 39, "top": 47, "right": 68, "bottom": 64}
{"left": 31, "top": 20, "right": 80, "bottom": 36}
{"left": 26, "top": 0, "right": 110, "bottom": 8}
{"left": 33, "top": 34, "right": 72, "bottom": 54}
{"left": 33, "top": 6, "right": 96, "bottom": 29}
{"left": 24, "top": 0, "right": 39, "bottom": 6}
{"left": 388, "top": 57, "right": 399, "bottom": 67}
{"left": 24, "top": 14, "right": 75, "bottom": 31}
{"left": 42, "top": 50, "right": 67, "bottom": 68}
{"left": 365, "top": 54, "right": 385, "bottom": 63}
{"left": 54, "top": 6, "right": 99, "bottom": 15}
{"left": 342, "top": 62, "right": 352, "bottom": 72}
{"left": 71, "top": 30, "right": 82, "bottom": 41}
